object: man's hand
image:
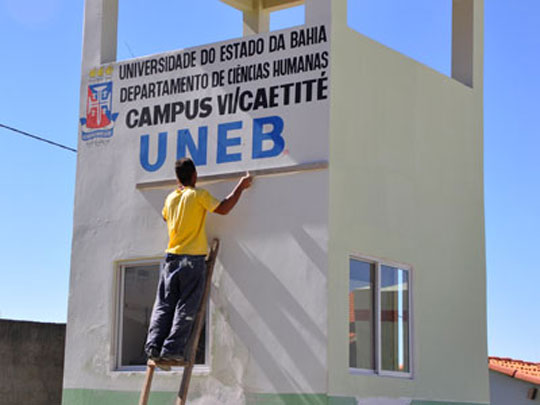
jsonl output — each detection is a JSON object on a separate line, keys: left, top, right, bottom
{"left": 239, "top": 172, "right": 253, "bottom": 190}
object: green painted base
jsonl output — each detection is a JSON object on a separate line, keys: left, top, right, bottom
{"left": 62, "top": 389, "right": 487, "bottom": 405}
{"left": 411, "top": 402, "right": 487, "bottom": 405}
{"left": 62, "top": 389, "right": 173, "bottom": 405}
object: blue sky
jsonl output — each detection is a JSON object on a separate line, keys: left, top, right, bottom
{"left": 0, "top": 0, "right": 538, "bottom": 362}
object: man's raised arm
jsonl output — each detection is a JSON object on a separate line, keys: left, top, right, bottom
{"left": 213, "top": 173, "right": 253, "bottom": 215}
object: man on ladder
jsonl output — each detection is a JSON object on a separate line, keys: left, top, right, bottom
{"left": 144, "top": 158, "right": 252, "bottom": 367}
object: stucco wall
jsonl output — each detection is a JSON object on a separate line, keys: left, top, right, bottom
{"left": 0, "top": 319, "right": 65, "bottom": 405}
{"left": 63, "top": 166, "right": 328, "bottom": 400}
{"left": 65, "top": 1, "right": 330, "bottom": 402}
{"left": 327, "top": 1, "right": 489, "bottom": 403}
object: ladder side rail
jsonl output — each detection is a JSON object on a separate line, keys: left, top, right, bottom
{"left": 177, "top": 239, "right": 220, "bottom": 405}
{"left": 138, "top": 362, "right": 156, "bottom": 405}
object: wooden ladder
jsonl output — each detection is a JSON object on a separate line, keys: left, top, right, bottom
{"left": 139, "top": 238, "right": 220, "bottom": 405}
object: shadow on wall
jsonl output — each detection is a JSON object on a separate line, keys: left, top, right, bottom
{"left": 207, "top": 171, "right": 328, "bottom": 393}
{"left": 0, "top": 319, "right": 65, "bottom": 405}
{"left": 138, "top": 171, "right": 329, "bottom": 395}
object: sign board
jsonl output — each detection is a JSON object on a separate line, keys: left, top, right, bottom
{"left": 80, "top": 24, "right": 329, "bottom": 184}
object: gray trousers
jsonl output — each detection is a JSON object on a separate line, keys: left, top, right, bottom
{"left": 145, "top": 254, "right": 206, "bottom": 357}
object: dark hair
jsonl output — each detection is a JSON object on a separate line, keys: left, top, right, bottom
{"left": 175, "top": 158, "right": 196, "bottom": 185}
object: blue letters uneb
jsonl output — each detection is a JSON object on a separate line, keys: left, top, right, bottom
{"left": 140, "top": 115, "right": 285, "bottom": 172}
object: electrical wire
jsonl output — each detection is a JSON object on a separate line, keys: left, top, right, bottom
{"left": 0, "top": 123, "right": 77, "bottom": 153}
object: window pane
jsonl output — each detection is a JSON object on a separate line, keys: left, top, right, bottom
{"left": 349, "top": 259, "right": 375, "bottom": 370}
{"left": 120, "top": 264, "right": 206, "bottom": 367}
{"left": 380, "top": 265, "right": 410, "bottom": 373}
{"left": 121, "top": 265, "right": 160, "bottom": 366}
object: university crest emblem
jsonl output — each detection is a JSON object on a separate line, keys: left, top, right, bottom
{"left": 80, "top": 65, "right": 119, "bottom": 141}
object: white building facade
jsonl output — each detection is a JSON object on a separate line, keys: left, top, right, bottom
{"left": 63, "top": 1, "right": 490, "bottom": 404}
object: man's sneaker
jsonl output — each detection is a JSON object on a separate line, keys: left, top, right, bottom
{"left": 145, "top": 348, "right": 171, "bottom": 371}
{"left": 160, "top": 353, "right": 188, "bottom": 366}
{"left": 147, "top": 358, "right": 171, "bottom": 371}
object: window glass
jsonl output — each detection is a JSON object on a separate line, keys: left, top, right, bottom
{"left": 349, "top": 259, "right": 375, "bottom": 370}
{"left": 380, "top": 265, "right": 410, "bottom": 373}
{"left": 119, "top": 263, "right": 206, "bottom": 368}
{"left": 121, "top": 264, "right": 160, "bottom": 366}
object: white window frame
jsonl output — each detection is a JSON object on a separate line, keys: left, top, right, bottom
{"left": 348, "top": 254, "right": 413, "bottom": 379}
{"left": 113, "top": 258, "right": 212, "bottom": 374}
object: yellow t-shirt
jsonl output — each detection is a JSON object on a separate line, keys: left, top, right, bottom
{"left": 162, "top": 187, "right": 220, "bottom": 255}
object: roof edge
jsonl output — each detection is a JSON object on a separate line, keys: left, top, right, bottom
{"left": 489, "top": 357, "right": 540, "bottom": 385}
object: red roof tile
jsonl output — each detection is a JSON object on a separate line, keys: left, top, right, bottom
{"left": 489, "top": 356, "right": 540, "bottom": 385}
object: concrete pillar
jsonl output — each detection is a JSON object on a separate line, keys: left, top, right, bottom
{"left": 305, "top": 0, "right": 331, "bottom": 25}
{"left": 81, "top": 0, "right": 118, "bottom": 72}
{"left": 452, "top": 0, "right": 474, "bottom": 87}
{"left": 243, "top": 0, "right": 270, "bottom": 35}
